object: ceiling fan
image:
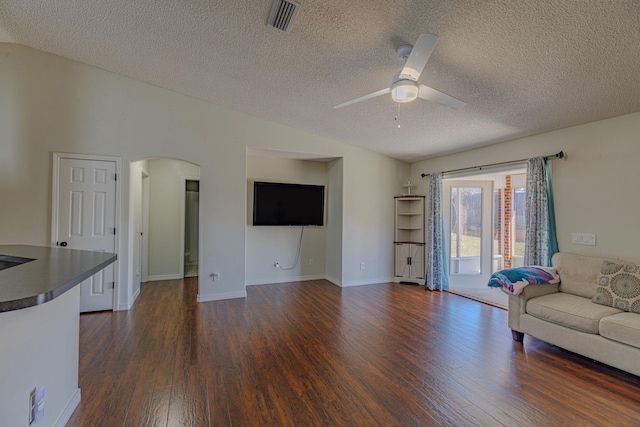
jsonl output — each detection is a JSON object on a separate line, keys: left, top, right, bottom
{"left": 332, "top": 33, "right": 466, "bottom": 110}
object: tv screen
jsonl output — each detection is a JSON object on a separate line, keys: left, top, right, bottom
{"left": 253, "top": 181, "right": 325, "bottom": 226}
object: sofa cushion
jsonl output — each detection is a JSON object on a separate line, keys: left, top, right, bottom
{"left": 526, "top": 293, "right": 622, "bottom": 334}
{"left": 552, "top": 253, "right": 618, "bottom": 299}
{"left": 600, "top": 313, "right": 640, "bottom": 348}
{"left": 592, "top": 261, "right": 640, "bottom": 313}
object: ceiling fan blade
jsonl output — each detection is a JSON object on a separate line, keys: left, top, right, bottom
{"left": 418, "top": 85, "right": 466, "bottom": 109}
{"left": 399, "top": 33, "right": 439, "bottom": 81}
{"left": 332, "top": 87, "right": 391, "bottom": 109}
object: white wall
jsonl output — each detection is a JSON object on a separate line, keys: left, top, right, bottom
{"left": 0, "top": 287, "right": 81, "bottom": 427}
{"left": 325, "top": 158, "right": 344, "bottom": 284}
{"left": 246, "top": 156, "right": 328, "bottom": 285}
{"left": 411, "top": 111, "right": 640, "bottom": 263}
{"left": 147, "top": 158, "right": 200, "bottom": 280}
{"left": 129, "top": 159, "right": 148, "bottom": 305}
{"left": 0, "top": 43, "right": 409, "bottom": 306}
{"left": 341, "top": 152, "right": 409, "bottom": 285}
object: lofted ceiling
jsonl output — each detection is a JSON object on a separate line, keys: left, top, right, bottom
{"left": 0, "top": 0, "right": 638, "bottom": 162}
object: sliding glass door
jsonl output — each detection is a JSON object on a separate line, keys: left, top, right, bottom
{"left": 443, "top": 180, "right": 493, "bottom": 288}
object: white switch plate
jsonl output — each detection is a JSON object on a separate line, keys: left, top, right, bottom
{"left": 213, "top": 272, "right": 220, "bottom": 281}
{"left": 572, "top": 233, "right": 596, "bottom": 246}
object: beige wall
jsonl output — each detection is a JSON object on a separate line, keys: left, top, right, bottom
{"left": 411, "top": 111, "right": 640, "bottom": 263}
{"left": 0, "top": 43, "right": 409, "bottom": 307}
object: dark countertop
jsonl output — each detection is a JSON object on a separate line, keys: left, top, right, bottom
{"left": 0, "top": 245, "right": 117, "bottom": 312}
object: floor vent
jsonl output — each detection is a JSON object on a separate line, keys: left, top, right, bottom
{"left": 268, "top": 0, "right": 300, "bottom": 32}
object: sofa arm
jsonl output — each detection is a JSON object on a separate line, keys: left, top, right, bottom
{"left": 502, "top": 283, "right": 559, "bottom": 334}
{"left": 512, "top": 283, "right": 560, "bottom": 301}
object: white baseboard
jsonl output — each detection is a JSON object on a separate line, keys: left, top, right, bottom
{"left": 324, "top": 274, "right": 342, "bottom": 286}
{"left": 198, "top": 291, "right": 247, "bottom": 302}
{"left": 54, "top": 388, "right": 81, "bottom": 427}
{"left": 147, "top": 274, "right": 182, "bottom": 281}
{"left": 132, "top": 286, "right": 141, "bottom": 304}
{"left": 116, "top": 286, "right": 140, "bottom": 311}
{"left": 246, "top": 274, "right": 326, "bottom": 286}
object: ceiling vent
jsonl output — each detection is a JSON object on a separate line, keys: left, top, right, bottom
{"left": 268, "top": 0, "right": 300, "bottom": 32}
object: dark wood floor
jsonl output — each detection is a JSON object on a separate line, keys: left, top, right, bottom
{"left": 67, "top": 279, "right": 640, "bottom": 426}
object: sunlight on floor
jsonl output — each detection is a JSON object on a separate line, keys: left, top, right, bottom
{"left": 447, "top": 287, "right": 508, "bottom": 309}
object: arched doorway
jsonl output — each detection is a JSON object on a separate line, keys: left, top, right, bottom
{"left": 130, "top": 158, "right": 201, "bottom": 297}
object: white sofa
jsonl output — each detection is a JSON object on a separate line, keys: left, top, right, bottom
{"left": 504, "top": 252, "right": 640, "bottom": 377}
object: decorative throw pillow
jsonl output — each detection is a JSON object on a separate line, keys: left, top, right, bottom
{"left": 592, "top": 261, "right": 640, "bottom": 313}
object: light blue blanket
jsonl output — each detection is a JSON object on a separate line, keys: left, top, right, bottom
{"left": 488, "top": 266, "right": 559, "bottom": 295}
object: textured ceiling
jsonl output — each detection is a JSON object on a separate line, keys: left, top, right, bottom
{"left": 0, "top": 0, "right": 638, "bottom": 162}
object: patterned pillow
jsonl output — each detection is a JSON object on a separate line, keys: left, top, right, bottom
{"left": 592, "top": 261, "right": 640, "bottom": 313}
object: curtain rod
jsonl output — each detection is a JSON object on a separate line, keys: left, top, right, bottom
{"left": 420, "top": 151, "right": 564, "bottom": 178}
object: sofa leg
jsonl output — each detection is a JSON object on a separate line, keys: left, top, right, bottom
{"left": 511, "top": 330, "right": 524, "bottom": 342}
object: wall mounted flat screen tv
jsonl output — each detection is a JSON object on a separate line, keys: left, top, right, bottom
{"left": 253, "top": 181, "right": 325, "bottom": 226}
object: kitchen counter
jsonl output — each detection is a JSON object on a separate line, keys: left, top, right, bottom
{"left": 0, "top": 244, "right": 117, "bottom": 426}
{"left": 0, "top": 245, "right": 117, "bottom": 312}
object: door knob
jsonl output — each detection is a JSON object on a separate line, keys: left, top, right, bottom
{"left": 59, "top": 241, "right": 68, "bottom": 247}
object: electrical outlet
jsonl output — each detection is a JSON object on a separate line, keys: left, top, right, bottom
{"left": 360, "top": 262, "right": 365, "bottom": 270}
{"left": 34, "top": 386, "right": 44, "bottom": 423}
{"left": 29, "top": 386, "right": 44, "bottom": 425}
{"left": 29, "top": 388, "right": 35, "bottom": 424}
{"left": 308, "top": 259, "right": 314, "bottom": 266}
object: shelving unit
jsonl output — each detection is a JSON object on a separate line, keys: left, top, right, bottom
{"left": 394, "top": 196, "right": 425, "bottom": 284}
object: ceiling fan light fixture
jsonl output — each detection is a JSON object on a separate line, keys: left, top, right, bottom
{"left": 391, "top": 80, "right": 419, "bottom": 103}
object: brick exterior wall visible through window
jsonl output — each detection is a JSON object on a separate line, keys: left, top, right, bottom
{"left": 504, "top": 175, "right": 512, "bottom": 269}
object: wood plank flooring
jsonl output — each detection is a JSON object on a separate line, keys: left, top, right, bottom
{"left": 67, "top": 279, "right": 640, "bottom": 426}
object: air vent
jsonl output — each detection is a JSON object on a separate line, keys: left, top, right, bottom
{"left": 268, "top": 0, "right": 300, "bottom": 32}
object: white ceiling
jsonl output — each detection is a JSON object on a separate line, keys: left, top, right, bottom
{"left": 0, "top": 0, "right": 638, "bottom": 162}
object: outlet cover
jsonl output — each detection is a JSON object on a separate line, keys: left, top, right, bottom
{"left": 29, "top": 388, "right": 36, "bottom": 424}
{"left": 572, "top": 233, "right": 596, "bottom": 246}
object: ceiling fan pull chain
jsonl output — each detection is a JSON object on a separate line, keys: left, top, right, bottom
{"left": 395, "top": 103, "right": 401, "bottom": 129}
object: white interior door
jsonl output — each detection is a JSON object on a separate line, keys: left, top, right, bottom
{"left": 443, "top": 180, "right": 493, "bottom": 288}
{"left": 55, "top": 157, "right": 117, "bottom": 312}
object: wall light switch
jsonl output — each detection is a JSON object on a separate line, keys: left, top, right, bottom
{"left": 213, "top": 273, "right": 220, "bottom": 281}
{"left": 572, "top": 233, "right": 596, "bottom": 246}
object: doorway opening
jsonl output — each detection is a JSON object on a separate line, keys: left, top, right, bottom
{"left": 129, "top": 158, "right": 200, "bottom": 305}
{"left": 184, "top": 179, "right": 199, "bottom": 278}
{"left": 444, "top": 168, "right": 526, "bottom": 308}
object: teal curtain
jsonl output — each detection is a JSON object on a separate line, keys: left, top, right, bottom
{"left": 524, "top": 158, "right": 559, "bottom": 266}
{"left": 425, "top": 173, "right": 449, "bottom": 290}
{"left": 546, "top": 160, "right": 559, "bottom": 260}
